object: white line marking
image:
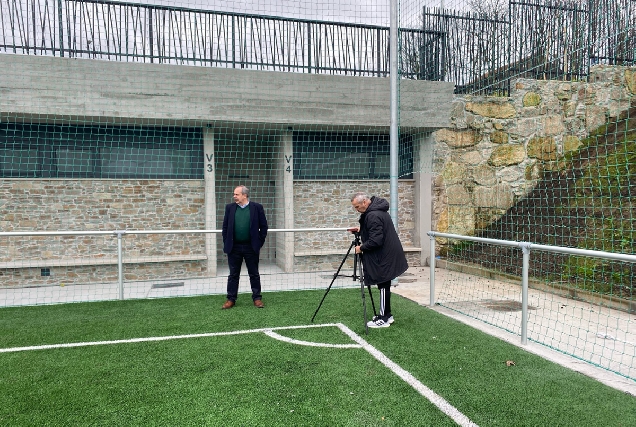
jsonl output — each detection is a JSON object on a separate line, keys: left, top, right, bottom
{"left": 1, "top": 322, "right": 478, "bottom": 426}
{"left": 263, "top": 329, "right": 362, "bottom": 348}
{"left": 0, "top": 323, "right": 340, "bottom": 353}
{"left": 336, "top": 323, "right": 479, "bottom": 427}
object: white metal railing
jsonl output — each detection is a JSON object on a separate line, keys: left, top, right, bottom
{"left": 427, "top": 231, "right": 636, "bottom": 345}
{"left": 0, "top": 228, "right": 351, "bottom": 300}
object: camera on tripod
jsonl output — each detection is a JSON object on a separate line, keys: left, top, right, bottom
{"left": 311, "top": 228, "right": 377, "bottom": 334}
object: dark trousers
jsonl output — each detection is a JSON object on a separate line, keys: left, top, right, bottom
{"left": 376, "top": 280, "right": 392, "bottom": 317}
{"left": 226, "top": 243, "right": 262, "bottom": 302}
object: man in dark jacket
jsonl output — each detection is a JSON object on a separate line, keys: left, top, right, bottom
{"left": 221, "top": 185, "right": 268, "bottom": 309}
{"left": 350, "top": 192, "right": 408, "bottom": 328}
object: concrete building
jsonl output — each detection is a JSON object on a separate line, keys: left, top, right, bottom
{"left": 0, "top": 53, "right": 454, "bottom": 286}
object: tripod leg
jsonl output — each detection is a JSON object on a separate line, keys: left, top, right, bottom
{"left": 311, "top": 240, "right": 356, "bottom": 322}
{"left": 361, "top": 274, "right": 368, "bottom": 334}
{"left": 357, "top": 252, "right": 370, "bottom": 334}
{"left": 366, "top": 284, "right": 378, "bottom": 317}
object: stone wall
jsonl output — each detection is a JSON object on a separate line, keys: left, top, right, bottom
{"left": 0, "top": 179, "right": 207, "bottom": 286}
{"left": 0, "top": 178, "right": 418, "bottom": 286}
{"left": 293, "top": 180, "right": 418, "bottom": 271}
{"left": 432, "top": 65, "right": 636, "bottom": 252}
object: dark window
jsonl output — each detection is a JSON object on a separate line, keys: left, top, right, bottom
{"left": 293, "top": 132, "right": 413, "bottom": 179}
{"left": 0, "top": 123, "right": 203, "bottom": 179}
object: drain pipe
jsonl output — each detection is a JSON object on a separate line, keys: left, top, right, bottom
{"left": 114, "top": 231, "right": 126, "bottom": 300}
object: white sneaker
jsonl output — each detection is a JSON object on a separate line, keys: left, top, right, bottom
{"left": 367, "top": 316, "right": 391, "bottom": 328}
{"left": 369, "top": 315, "right": 394, "bottom": 324}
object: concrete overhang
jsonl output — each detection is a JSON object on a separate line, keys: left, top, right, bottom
{"left": 0, "top": 53, "right": 454, "bottom": 131}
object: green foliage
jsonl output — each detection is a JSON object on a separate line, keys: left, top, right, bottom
{"left": 550, "top": 122, "right": 636, "bottom": 296}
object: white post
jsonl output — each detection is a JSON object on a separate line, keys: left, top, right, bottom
{"left": 203, "top": 127, "right": 217, "bottom": 277}
{"left": 429, "top": 233, "right": 436, "bottom": 306}
{"left": 281, "top": 130, "right": 294, "bottom": 272}
{"left": 390, "top": 0, "right": 399, "bottom": 286}
{"left": 116, "top": 231, "right": 125, "bottom": 300}
{"left": 414, "top": 132, "right": 434, "bottom": 266}
{"left": 389, "top": 0, "right": 399, "bottom": 229}
{"left": 520, "top": 243, "right": 531, "bottom": 345}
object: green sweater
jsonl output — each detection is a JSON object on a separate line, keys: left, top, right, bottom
{"left": 233, "top": 205, "right": 251, "bottom": 243}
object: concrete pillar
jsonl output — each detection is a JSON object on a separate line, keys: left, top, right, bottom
{"left": 275, "top": 130, "right": 294, "bottom": 272}
{"left": 203, "top": 127, "right": 217, "bottom": 276}
{"left": 414, "top": 132, "right": 434, "bottom": 266}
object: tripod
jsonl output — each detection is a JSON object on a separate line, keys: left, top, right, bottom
{"left": 311, "top": 232, "right": 377, "bottom": 334}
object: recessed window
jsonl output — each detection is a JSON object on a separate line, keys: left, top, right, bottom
{"left": 293, "top": 132, "right": 413, "bottom": 179}
{"left": 0, "top": 123, "right": 203, "bottom": 179}
{"left": 0, "top": 147, "right": 39, "bottom": 176}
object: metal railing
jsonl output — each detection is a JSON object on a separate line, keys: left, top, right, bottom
{"left": 2, "top": 0, "right": 635, "bottom": 95}
{"left": 0, "top": 0, "right": 428, "bottom": 77}
{"left": 428, "top": 231, "right": 636, "bottom": 344}
{"left": 0, "top": 227, "right": 351, "bottom": 299}
{"left": 421, "top": 0, "right": 636, "bottom": 94}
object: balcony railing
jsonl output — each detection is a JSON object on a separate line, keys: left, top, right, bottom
{"left": 0, "top": 0, "right": 428, "bottom": 77}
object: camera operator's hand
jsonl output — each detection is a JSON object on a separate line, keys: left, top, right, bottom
{"left": 355, "top": 245, "right": 362, "bottom": 254}
{"left": 348, "top": 227, "right": 360, "bottom": 233}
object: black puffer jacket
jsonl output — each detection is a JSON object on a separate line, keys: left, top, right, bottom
{"left": 359, "top": 196, "right": 409, "bottom": 285}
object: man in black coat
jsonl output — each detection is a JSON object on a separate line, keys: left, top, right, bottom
{"left": 350, "top": 192, "right": 408, "bottom": 328}
{"left": 221, "top": 185, "right": 268, "bottom": 309}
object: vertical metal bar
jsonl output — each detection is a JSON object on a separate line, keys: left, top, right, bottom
{"left": 307, "top": 21, "right": 311, "bottom": 73}
{"left": 377, "top": 27, "right": 381, "bottom": 76}
{"left": 58, "top": 0, "right": 64, "bottom": 56}
{"left": 507, "top": 4, "right": 512, "bottom": 94}
{"left": 231, "top": 14, "right": 235, "bottom": 68}
{"left": 149, "top": 7, "right": 153, "bottom": 62}
{"left": 587, "top": 0, "right": 592, "bottom": 74}
{"left": 116, "top": 231, "right": 125, "bottom": 300}
{"left": 520, "top": 243, "right": 531, "bottom": 345}
{"left": 32, "top": 0, "right": 36, "bottom": 54}
{"left": 429, "top": 233, "right": 436, "bottom": 307}
{"left": 389, "top": 0, "right": 399, "bottom": 229}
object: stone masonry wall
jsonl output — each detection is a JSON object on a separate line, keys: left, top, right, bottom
{"left": 0, "top": 179, "right": 206, "bottom": 286}
{"left": 293, "top": 180, "right": 417, "bottom": 271}
{"left": 432, "top": 65, "right": 636, "bottom": 253}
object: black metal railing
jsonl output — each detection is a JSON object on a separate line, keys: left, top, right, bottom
{"left": 0, "top": 0, "right": 429, "bottom": 77}
{"left": 1, "top": 0, "right": 635, "bottom": 93}
{"left": 421, "top": 0, "right": 636, "bottom": 94}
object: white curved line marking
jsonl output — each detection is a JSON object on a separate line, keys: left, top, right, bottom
{"left": 0, "top": 322, "right": 478, "bottom": 427}
{"left": 0, "top": 323, "right": 342, "bottom": 353}
{"left": 262, "top": 329, "right": 362, "bottom": 348}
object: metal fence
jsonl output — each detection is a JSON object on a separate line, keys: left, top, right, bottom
{"left": 421, "top": 0, "right": 636, "bottom": 94}
{"left": 0, "top": 0, "right": 426, "bottom": 77}
{"left": 1, "top": 0, "right": 635, "bottom": 90}
{"left": 428, "top": 231, "right": 636, "bottom": 381}
{"left": 0, "top": 227, "right": 354, "bottom": 306}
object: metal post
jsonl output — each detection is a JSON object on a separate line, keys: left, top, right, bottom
{"left": 149, "top": 8, "right": 153, "bottom": 63}
{"left": 307, "top": 22, "right": 311, "bottom": 73}
{"left": 115, "top": 231, "right": 126, "bottom": 300}
{"left": 520, "top": 242, "right": 531, "bottom": 345}
{"left": 232, "top": 15, "right": 236, "bottom": 68}
{"left": 429, "top": 232, "right": 436, "bottom": 306}
{"left": 58, "top": 0, "right": 64, "bottom": 57}
{"left": 389, "top": 0, "right": 399, "bottom": 228}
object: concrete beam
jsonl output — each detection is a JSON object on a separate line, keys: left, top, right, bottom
{"left": 0, "top": 54, "right": 453, "bottom": 130}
